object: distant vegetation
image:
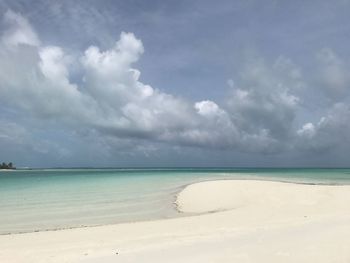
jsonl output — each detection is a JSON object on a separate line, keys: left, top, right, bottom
{"left": 0, "top": 162, "right": 15, "bottom": 169}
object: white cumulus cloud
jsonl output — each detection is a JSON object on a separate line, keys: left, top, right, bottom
{"left": 1, "top": 10, "right": 350, "bottom": 160}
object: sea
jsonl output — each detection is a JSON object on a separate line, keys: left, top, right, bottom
{"left": 1, "top": 168, "right": 350, "bottom": 235}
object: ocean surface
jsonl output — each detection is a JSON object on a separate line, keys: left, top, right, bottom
{"left": 1, "top": 168, "right": 350, "bottom": 235}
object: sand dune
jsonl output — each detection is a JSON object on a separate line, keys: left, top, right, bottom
{"left": 1, "top": 180, "right": 350, "bottom": 263}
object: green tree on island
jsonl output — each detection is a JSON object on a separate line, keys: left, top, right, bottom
{"left": 0, "top": 162, "right": 16, "bottom": 169}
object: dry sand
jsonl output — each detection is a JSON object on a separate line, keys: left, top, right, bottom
{"left": 1, "top": 180, "right": 350, "bottom": 262}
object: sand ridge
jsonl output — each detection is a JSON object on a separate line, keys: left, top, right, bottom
{"left": 1, "top": 180, "right": 350, "bottom": 262}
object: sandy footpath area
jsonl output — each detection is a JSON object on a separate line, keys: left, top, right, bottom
{"left": 1, "top": 180, "right": 350, "bottom": 263}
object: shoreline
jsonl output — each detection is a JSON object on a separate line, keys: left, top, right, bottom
{"left": 2, "top": 177, "right": 349, "bottom": 236}
{"left": 1, "top": 179, "right": 350, "bottom": 262}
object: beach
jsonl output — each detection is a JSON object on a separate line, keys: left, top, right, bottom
{"left": 1, "top": 1, "right": 350, "bottom": 262}
{"left": 1, "top": 179, "right": 350, "bottom": 263}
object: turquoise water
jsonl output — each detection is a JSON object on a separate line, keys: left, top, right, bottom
{"left": 1, "top": 168, "right": 350, "bottom": 234}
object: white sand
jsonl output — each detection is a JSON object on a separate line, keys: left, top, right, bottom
{"left": 1, "top": 180, "right": 350, "bottom": 262}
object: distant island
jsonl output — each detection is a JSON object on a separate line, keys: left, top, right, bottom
{"left": 0, "top": 162, "right": 16, "bottom": 169}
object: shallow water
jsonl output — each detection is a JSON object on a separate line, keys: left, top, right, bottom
{"left": 1, "top": 168, "right": 350, "bottom": 234}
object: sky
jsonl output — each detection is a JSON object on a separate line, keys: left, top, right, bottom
{"left": 0, "top": 0, "right": 350, "bottom": 168}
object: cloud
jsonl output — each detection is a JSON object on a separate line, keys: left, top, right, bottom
{"left": 315, "top": 48, "right": 350, "bottom": 101}
{"left": 297, "top": 123, "right": 316, "bottom": 138}
{"left": 1, "top": 9, "right": 40, "bottom": 47}
{"left": 295, "top": 48, "right": 350, "bottom": 152}
{"left": 297, "top": 103, "right": 350, "bottom": 151}
{"left": 0, "top": 119, "right": 70, "bottom": 164}
{"left": 0, "top": 12, "right": 243, "bottom": 153}
{"left": 225, "top": 56, "right": 302, "bottom": 152}
{"left": 0, "top": 121, "right": 28, "bottom": 145}
{"left": 0, "top": 12, "right": 206, "bottom": 150}
{"left": 194, "top": 100, "right": 224, "bottom": 117}
{"left": 1, "top": 10, "right": 350, "bottom": 163}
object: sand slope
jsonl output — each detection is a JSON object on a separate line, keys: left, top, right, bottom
{"left": 1, "top": 180, "right": 350, "bottom": 262}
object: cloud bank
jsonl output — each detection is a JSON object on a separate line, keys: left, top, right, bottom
{"left": 0, "top": 10, "right": 350, "bottom": 166}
